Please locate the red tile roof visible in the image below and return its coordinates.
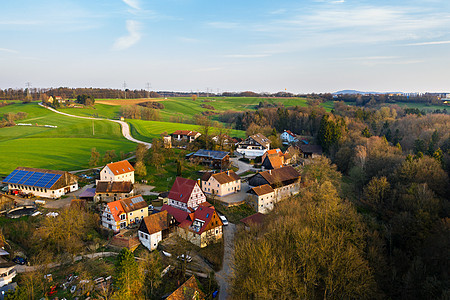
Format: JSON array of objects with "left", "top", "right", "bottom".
[
  {"left": 193, "top": 205, "right": 220, "bottom": 234},
  {"left": 240, "top": 213, "right": 266, "bottom": 227},
  {"left": 166, "top": 275, "right": 205, "bottom": 300},
  {"left": 171, "top": 130, "right": 200, "bottom": 137},
  {"left": 106, "top": 160, "right": 134, "bottom": 175},
  {"left": 201, "top": 170, "right": 240, "bottom": 184},
  {"left": 161, "top": 204, "right": 190, "bottom": 223},
  {"left": 168, "top": 177, "right": 198, "bottom": 204},
  {"left": 107, "top": 200, "right": 125, "bottom": 222}
]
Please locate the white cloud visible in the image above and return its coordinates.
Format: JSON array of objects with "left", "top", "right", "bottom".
[
  {"left": 122, "top": 0, "right": 140, "bottom": 10},
  {"left": 406, "top": 40, "right": 450, "bottom": 46},
  {"left": 0, "top": 48, "right": 18, "bottom": 53},
  {"left": 112, "top": 20, "right": 142, "bottom": 51}
]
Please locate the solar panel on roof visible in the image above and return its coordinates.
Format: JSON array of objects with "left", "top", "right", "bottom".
[
  {"left": 24, "top": 173, "right": 45, "bottom": 186},
  {"left": 3, "top": 169, "right": 19, "bottom": 183},
  {"left": 17, "top": 172, "right": 35, "bottom": 184},
  {"left": 8, "top": 170, "right": 29, "bottom": 184},
  {"left": 44, "top": 175, "right": 61, "bottom": 188}
]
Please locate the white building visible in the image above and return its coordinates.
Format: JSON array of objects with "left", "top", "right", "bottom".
[
  {"left": 0, "top": 263, "right": 16, "bottom": 288},
  {"left": 236, "top": 133, "right": 271, "bottom": 158},
  {"left": 100, "top": 160, "right": 135, "bottom": 184},
  {"left": 247, "top": 184, "right": 276, "bottom": 214},
  {"left": 138, "top": 210, "right": 172, "bottom": 251},
  {"left": 280, "top": 130, "right": 298, "bottom": 144},
  {"left": 2, "top": 167, "right": 78, "bottom": 199},
  {"left": 168, "top": 177, "right": 206, "bottom": 212}
]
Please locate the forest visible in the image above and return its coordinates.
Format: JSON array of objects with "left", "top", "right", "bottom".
[{"left": 229, "top": 101, "right": 449, "bottom": 299}]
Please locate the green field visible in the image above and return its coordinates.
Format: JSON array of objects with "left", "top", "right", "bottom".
[
  {"left": 0, "top": 103, "right": 135, "bottom": 177},
  {"left": 128, "top": 119, "right": 246, "bottom": 143},
  {"left": 58, "top": 103, "right": 121, "bottom": 119}
]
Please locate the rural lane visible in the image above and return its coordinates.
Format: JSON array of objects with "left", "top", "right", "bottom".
[
  {"left": 215, "top": 223, "right": 236, "bottom": 300},
  {"left": 38, "top": 103, "right": 152, "bottom": 148}
]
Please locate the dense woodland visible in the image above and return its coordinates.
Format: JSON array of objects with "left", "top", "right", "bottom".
[{"left": 229, "top": 102, "right": 450, "bottom": 299}]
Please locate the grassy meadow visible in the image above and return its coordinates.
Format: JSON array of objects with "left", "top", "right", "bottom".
[{"left": 0, "top": 103, "right": 136, "bottom": 177}]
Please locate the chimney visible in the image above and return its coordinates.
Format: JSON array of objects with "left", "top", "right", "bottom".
[
  {"left": 227, "top": 170, "right": 230, "bottom": 176},
  {"left": 269, "top": 169, "right": 272, "bottom": 175}
]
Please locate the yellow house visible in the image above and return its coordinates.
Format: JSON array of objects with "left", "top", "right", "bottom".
[{"left": 101, "top": 195, "right": 148, "bottom": 232}]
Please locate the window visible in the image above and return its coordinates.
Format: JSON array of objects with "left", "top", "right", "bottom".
[
  {"left": 130, "top": 212, "right": 133, "bottom": 216},
  {"left": 141, "top": 209, "right": 143, "bottom": 213}
]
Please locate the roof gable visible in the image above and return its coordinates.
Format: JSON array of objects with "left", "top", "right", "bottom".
[
  {"left": 139, "top": 211, "right": 169, "bottom": 235},
  {"left": 106, "top": 160, "right": 135, "bottom": 175},
  {"left": 168, "top": 177, "right": 198, "bottom": 204},
  {"left": 161, "top": 204, "right": 191, "bottom": 223},
  {"left": 202, "top": 170, "right": 240, "bottom": 184}
]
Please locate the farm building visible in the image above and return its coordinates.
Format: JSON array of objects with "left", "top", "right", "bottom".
[
  {"left": 187, "top": 149, "right": 230, "bottom": 169},
  {"left": 201, "top": 170, "right": 241, "bottom": 197},
  {"left": 99, "top": 160, "right": 135, "bottom": 184},
  {"left": 2, "top": 167, "right": 78, "bottom": 199},
  {"left": 168, "top": 177, "right": 206, "bottom": 212},
  {"left": 170, "top": 130, "right": 201, "bottom": 143},
  {"left": 297, "top": 144, "right": 323, "bottom": 158},
  {"left": 236, "top": 133, "right": 271, "bottom": 157},
  {"left": 248, "top": 166, "right": 301, "bottom": 204},
  {"left": 101, "top": 195, "right": 148, "bottom": 232},
  {"left": 94, "top": 181, "right": 134, "bottom": 202},
  {"left": 261, "top": 148, "right": 292, "bottom": 170}
]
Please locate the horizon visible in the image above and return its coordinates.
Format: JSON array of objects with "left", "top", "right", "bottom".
[{"left": 2, "top": 0, "right": 450, "bottom": 93}]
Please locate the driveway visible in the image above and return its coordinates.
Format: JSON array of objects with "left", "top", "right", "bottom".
[
  {"left": 44, "top": 184, "right": 94, "bottom": 209},
  {"left": 230, "top": 157, "right": 253, "bottom": 175},
  {"left": 215, "top": 182, "right": 250, "bottom": 205},
  {"left": 215, "top": 223, "right": 236, "bottom": 300}
]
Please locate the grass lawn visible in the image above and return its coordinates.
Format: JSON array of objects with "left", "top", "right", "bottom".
[
  {"left": 138, "top": 149, "right": 206, "bottom": 192},
  {"left": 208, "top": 199, "right": 255, "bottom": 224},
  {"left": 128, "top": 119, "right": 246, "bottom": 143},
  {"left": 0, "top": 103, "right": 136, "bottom": 177},
  {"left": 58, "top": 103, "right": 121, "bottom": 119}
]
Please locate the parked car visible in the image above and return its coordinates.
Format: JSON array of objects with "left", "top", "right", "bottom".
[
  {"left": 220, "top": 215, "right": 229, "bottom": 226},
  {"left": 177, "top": 254, "right": 192, "bottom": 263},
  {"left": 12, "top": 256, "right": 27, "bottom": 265}
]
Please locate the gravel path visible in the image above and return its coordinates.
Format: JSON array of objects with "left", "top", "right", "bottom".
[{"left": 38, "top": 103, "right": 152, "bottom": 148}]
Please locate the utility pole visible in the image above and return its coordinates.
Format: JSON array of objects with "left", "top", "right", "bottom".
[
  {"left": 146, "top": 82, "right": 151, "bottom": 98},
  {"left": 123, "top": 81, "right": 127, "bottom": 99}
]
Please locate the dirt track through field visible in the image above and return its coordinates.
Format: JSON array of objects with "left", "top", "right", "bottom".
[{"left": 96, "top": 98, "right": 169, "bottom": 106}]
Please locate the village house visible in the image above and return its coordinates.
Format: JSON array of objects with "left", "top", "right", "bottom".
[
  {"left": 240, "top": 212, "right": 267, "bottom": 229},
  {"left": 170, "top": 130, "right": 201, "bottom": 143},
  {"left": 247, "top": 184, "right": 276, "bottom": 213},
  {"left": 248, "top": 166, "right": 301, "bottom": 204},
  {"left": 168, "top": 177, "right": 206, "bottom": 212},
  {"left": 99, "top": 160, "right": 135, "bottom": 184},
  {"left": 0, "top": 263, "right": 16, "bottom": 288},
  {"left": 2, "top": 167, "right": 78, "bottom": 199},
  {"left": 166, "top": 275, "right": 206, "bottom": 300},
  {"left": 188, "top": 149, "right": 230, "bottom": 169},
  {"left": 280, "top": 130, "right": 298, "bottom": 144},
  {"left": 161, "top": 202, "right": 223, "bottom": 248},
  {"left": 261, "top": 149, "right": 291, "bottom": 170},
  {"left": 138, "top": 210, "right": 174, "bottom": 251},
  {"left": 201, "top": 170, "right": 241, "bottom": 197},
  {"left": 235, "top": 133, "right": 271, "bottom": 157},
  {"left": 212, "top": 134, "right": 235, "bottom": 147},
  {"left": 101, "top": 195, "right": 148, "bottom": 232},
  {"left": 94, "top": 181, "right": 134, "bottom": 202}
]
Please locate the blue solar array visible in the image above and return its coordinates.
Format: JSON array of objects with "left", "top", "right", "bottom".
[{"left": 3, "top": 169, "right": 62, "bottom": 189}]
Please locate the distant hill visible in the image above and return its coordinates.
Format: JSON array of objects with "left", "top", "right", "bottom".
[
  {"left": 334, "top": 90, "right": 405, "bottom": 95},
  {"left": 333, "top": 90, "right": 380, "bottom": 95}
]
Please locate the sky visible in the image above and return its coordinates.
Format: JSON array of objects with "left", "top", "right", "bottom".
[{"left": 1, "top": 0, "right": 450, "bottom": 93}]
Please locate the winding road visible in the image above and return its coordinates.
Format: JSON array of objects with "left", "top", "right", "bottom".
[{"left": 38, "top": 103, "right": 152, "bottom": 148}]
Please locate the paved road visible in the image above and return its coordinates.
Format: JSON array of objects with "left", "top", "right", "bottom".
[
  {"left": 230, "top": 157, "right": 253, "bottom": 175},
  {"left": 215, "top": 223, "right": 236, "bottom": 300},
  {"left": 39, "top": 103, "right": 152, "bottom": 148}
]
